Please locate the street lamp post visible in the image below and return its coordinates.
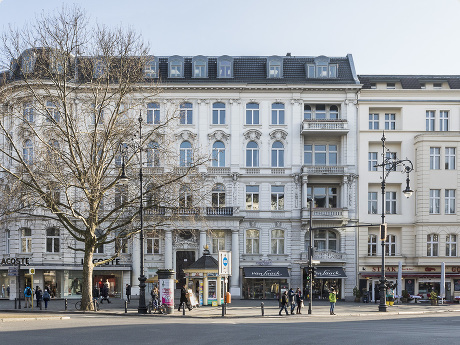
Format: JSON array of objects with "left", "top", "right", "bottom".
[
  {"left": 118, "top": 112, "right": 147, "bottom": 314},
  {"left": 376, "top": 131, "right": 413, "bottom": 312},
  {"left": 308, "top": 197, "right": 313, "bottom": 315}
]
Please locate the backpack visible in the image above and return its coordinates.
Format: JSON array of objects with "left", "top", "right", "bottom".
[
  {"left": 43, "top": 291, "right": 50, "bottom": 301},
  {"left": 25, "top": 287, "right": 31, "bottom": 297}
]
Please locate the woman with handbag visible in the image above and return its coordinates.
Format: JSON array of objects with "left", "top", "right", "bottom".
[{"left": 295, "top": 287, "right": 303, "bottom": 314}]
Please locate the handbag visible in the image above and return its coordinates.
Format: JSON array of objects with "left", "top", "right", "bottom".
[{"left": 301, "top": 300, "right": 304, "bottom": 307}]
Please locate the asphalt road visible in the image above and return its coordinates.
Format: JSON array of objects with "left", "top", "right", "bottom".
[{"left": 2, "top": 313, "right": 460, "bottom": 345}]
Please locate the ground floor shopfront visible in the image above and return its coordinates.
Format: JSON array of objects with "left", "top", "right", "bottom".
[
  {"left": 301, "top": 266, "right": 347, "bottom": 300},
  {"left": 360, "top": 265, "right": 460, "bottom": 301},
  {"left": 242, "top": 267, "right": 290, "bottom": 300}
]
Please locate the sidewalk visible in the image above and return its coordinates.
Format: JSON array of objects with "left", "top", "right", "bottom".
[{"left": 2, "top": 298, "right": 460, "bottom": 319}]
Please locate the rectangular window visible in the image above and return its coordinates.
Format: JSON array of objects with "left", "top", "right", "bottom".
[
  {"left": 21, "top": 228, "right": 32, "bottom": 253},
  {"left": 304, "top": 145, "right": 312, "bottom": 165},
  {"left": 315, "top": 105, "right": 326, "bottom": 119},
  {"left": 426, "top": 111, "right": 435, "bottom": 131},
  {"left": 368, "top": 235, "right": 377, "bottom": 256},
  {"left": 308, "top": 186, "right": 338, "bottom": 208},
  {"left": 430, "top": 147, "right": 441, "bottom": 169},
  {"left": 429, "top": 189, "right": 441, "bottom": 214},
  {"left": 246, "top": 104, "right": 259, "bottom": 125},
  {"left": 369, "top": 113, "right": 379, "bottom": 130},
  {"left": 385, "top": 234, "right": 396, "bottom": 256},
  {"left": 446, "top": 234, "right": 457, "bottom": 257},
  {"left": 170, "top": 64, "right": 182, "bottom": 78},
  {"left": 329, "top": 64, "right": 337, "bottom": 78},
  {"left": 385, "top": 152, "right": 397, "bottom": 171},
  {"left": 385, "top": 191, "right": 396, "bottom": 214},
  {"left": 146, "top": 232, "right": 160, "bottom": 254},
  {"left": 386, "top": 83, "right": 395, "bottom": 89},
  {"left": 6, "top": 230, "right": 10, "bottom": 254},
  {"left": 304, "top": 144, "right": 337, "bottom": 165},
  {"left": 46, "top": 228, "right": 60, "bottom": 253},
  {"left": 317, "top": 66, "right": 328, "bottom": 77},
  {"left": 271, "top": 185, "right": 284, "bottom": 210},
  {"left": 368, "top": 152, "right": 378, "bottom": 171},
  {"left": 368, "top": 192, "right": 378, "bottom": 214},
  {"left": 307, "top": 65, "right": 315, "bottom": 78},
  {"left": 384, "top": 113, "right": 396, "bottom": 130},
  {"left": 194, "top": 63, "right": 206, "bottom": 78},
  {"left": 427, "top": 234, "right": 438, "bottom": 257},
  {"left": 445, "top": 189, "right": 456, "bottom": 214},
  {"left": 433, "top": 83, "right": 442, "bottom": 89},
  {"left": 245, "top": 229, "right": 259, "bottom": 254},
  {"left": 246, "top": 185, "right": 259, "bottom": 210},
  {"left": 212, "top": 230, "right": 226, "bottom": 253},
  {"left": 95, "top": 244, "right": 104, "bottom": 254},
  {"left": 440, "top": 111, "right": 449, "bottom": 131},
  {"left": 445, "top": 148, "right": 456, "bottom": 170}
]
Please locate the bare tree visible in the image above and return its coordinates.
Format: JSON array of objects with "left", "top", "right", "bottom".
[{"left": 0, "top": 6, "right": 207, "bottom": 310}]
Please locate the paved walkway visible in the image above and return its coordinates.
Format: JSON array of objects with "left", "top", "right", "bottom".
[{"left": 1, "top": 298, "right": 460, "bottom": 319}]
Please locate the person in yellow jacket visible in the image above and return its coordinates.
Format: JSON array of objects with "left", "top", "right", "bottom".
[{"left": 329, "top": 288, "right": 337, "bottom": 315}]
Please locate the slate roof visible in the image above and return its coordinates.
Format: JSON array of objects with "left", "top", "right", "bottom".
[
  {"left": 359, "top": 75, "right": 460, "bottom": 89},
  {"left": 186, "top": 250, "right": 218, "bottom": 271}
]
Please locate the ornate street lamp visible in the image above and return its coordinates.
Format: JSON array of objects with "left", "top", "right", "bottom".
[{"left": 376, "top": 131, "right": 413, "bottom": 312}]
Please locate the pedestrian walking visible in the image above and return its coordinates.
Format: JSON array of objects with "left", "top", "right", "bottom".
[
  {"left": 43, "top": 288, "right": 51, "bottom": 309},
  {"left": 329, "top": 288, "right": 337, "bottom": 315},
  {"left": 35, "top": 286, "right": 42, "bottom": 307},
  {"left": 288, "top": 287, "right": 295, "bottom": 314},
  {"left": 178, "top": 284, "right": 191, "bottom": 311},
  {"left": 279, "top": 290, "right": 289, "bottom": 316},
  {"left": 126, "top": 284, "right": 131, "bottom": 303},
  {"left": 100, "top": 284, "right": 111, "bottom": 304},
  {"left": 24, "top": 286, "right": 32, "bottom": 308},
  {"left": 295, "top": 287, "right": 303, "bottom": 314},
  {"left": 93, "top": 284, "right": 100, "bottom": 302}
]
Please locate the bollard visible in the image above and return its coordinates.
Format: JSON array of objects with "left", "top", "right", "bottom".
[
  {"left": 65, "top": 298, "right": 68, "bottom": 311},
  {"left": 182, "top": 305, "right": 185, "bottom": 316},
  {"left": 14, "top": 298, "right": 17, "bottom": 309},
  {"left": 39, "top": 299, "right": 42, "bottom": 310},
  {"left": 93, "top": 299, "right": 97, "bottom": 312},
  {"left": 125, "top": 300, "right": 128, "bottom": 314},
  {"left": 261, "top": 302, "right": 264, "bottom": 316}
]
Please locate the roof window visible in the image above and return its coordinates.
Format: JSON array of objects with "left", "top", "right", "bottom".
[
  {"left": 306, "top": 56, "right": 338, "bottom": 79},
  {"left": 168, "top": 56, "right": 184, "bottom": 78},
  {"left": 217, "top": 56, "right": 233, "bottom": 78},
  {"left": 267, "top": 56, "right": 283, "bottom": 78},
  {"left": 192, "top": 56, "right": 208, "bottom": 78}
]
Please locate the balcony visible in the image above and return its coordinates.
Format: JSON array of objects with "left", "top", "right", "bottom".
[
  {"left": 172, "top": 207, "right": 200, "bottom": 216},
  {"left": 302, "top": 165, "right": 346, "bottom": 175},
  {"left": 302, "top": 208, "right": 348, "bottom": 221},
  {"left": 144, "top": 206, "right": 166, "bottom": 215},
  {"left": 301, "top": 250, "right": 346, "bottom": 263},
  {"left": 301, "top": 119, "right": 348, "bottom": 136},
  {"left": 207, "top": 167, "right": 231, "bottom": 175},
  {"left": 143, "top": 167, "right": 164, "bottom": 174},
  {"left": 206, "top": 207, "right": 234, "bottom": 216}
]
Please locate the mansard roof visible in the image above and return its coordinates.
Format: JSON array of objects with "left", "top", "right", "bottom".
[{"left": 359, "top": 75, "right": 460, "bottom": 89}]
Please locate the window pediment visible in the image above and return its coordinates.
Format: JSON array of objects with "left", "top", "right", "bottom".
[
  {"left": 175, "top": 130, "right": 196, "bottom": 141},
  {"left": 208, "top": 130, "right": 230, "bottom": 144},
  {"left": 243, "top": 129, "right": 262, "bottom": 141},
  {"left": 269, "top": 129, "right": 287, "bottom": 141}
]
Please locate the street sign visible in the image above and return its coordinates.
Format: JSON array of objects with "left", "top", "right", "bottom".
[
  {"left": 218, "top": 251, "right": 231, "bottom": 276},
  {"left": 29, "top": 267, "right": 35, "bottom": 275},
  {"left": 8, "top": 266, "right": 18, "bottom": 276}
]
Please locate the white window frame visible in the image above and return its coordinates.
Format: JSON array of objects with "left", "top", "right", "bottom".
[
  {"left": 23, "top": 139, "right": 34, "bottom": 165},
  {"left": 245, "top": 229, "right": 260, "bottom": 254},
  {"left": 46, "top": 101, "right": 60, "bottom": 122},
  {"left": 445, "top": 189, "right": 456, "bottom": 214},
  {"left": 212, "top": 102, "right": 226, "bottom": 125},
  {"left": 385, "top": 234, "right": 396, "bottom": 256},
  {"left": 369, "top": 113, "right": 379, "bottom": 130},
  {"left": 384, "top": 113, "right": 396, "bottom": 130},
  {"left": 144, "top": 59, "right": 158, "bottom": 78},
  {"left": 385, "top": 191, "right": 397, "bottom": 214},
  {"left": 46, "top": 227, "right": 60, "bottom": 253},
  {"left": 307, "top": 186, "right": 338, "bottom": 209},
  {"left": 246, "top": 141, "right": 259, "bottom": 167},
  {"left": 271, "top": 142, "right": 284, "bottom": 168},
  {"left": 218, "top": 57, "right": 233, "bottom": 78},
  {"left": 6, "top": 230, "right": 10, "bottom": 254},
  {"left": 368, "top": 152, "right": 378, "bottom": 171},
  {"left": 271, "top": 185, "right": 284, "bottom": 210},
  {"left": 426, "top": 111, "right": 435, "bottom": 131},
  {"left": 180, "top": 103, "right": 193, "bottom": 125},
  {"left": 445, "top": 147, "right": 456, "bottom": 170},
  {"left": 245, "top": 103, "right": 259, "bottom": 125},
  {"left": 24, "top": 102, "right": 34, "bottom": 123},
  {"left": 427, "top": 234, "right": 439, "bottom": 257},
  {"left": 146, "top": 231, "right": 160, "bottom": 254},
  {"left": 246, "top": 185, "right": 259, "bottom": 210},
  {"left": 147, "top": 103, "right": 160, "bottom": 124},
  {"left": 212, "top": 230, "right": 226, "bottom": 254},
  {"left": 446, "top": 234, "right": 457, "bottom": 257},
  {"left": 271, "top": 103, "right": 285, "bottom": 125},
  {"left": 440, "top": 110, "right": 449, "bottom": 131},
  {"left": 430, "top": 147, "right": 441, "bottom": 170},
  {"left": 368, "top": 234, "right": 377, "bottom": 256},
  {"left": 271, "top": 229, "right": 285, "bottom": 254},
  {"left": 304, "top": 144, "right": 338, "bottom": 166},
  {"left": 368, "top": 192, "right": 378, "bottom": 214},
  {"left": 211, "top": 184, "right": 226, "bottom": 208},
  {"left": 180, "top": 141, "right": 193, "bottom": 167},
  {"left": 21, "top": 228, "right": 32, "bottom": 253},
  {"left": 212, "top": 141, "right": 226, "bottom": 167}
]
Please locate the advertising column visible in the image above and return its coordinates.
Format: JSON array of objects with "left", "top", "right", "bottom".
[{"left": 157, "top": 269, "right": 175, "bottom": 314}]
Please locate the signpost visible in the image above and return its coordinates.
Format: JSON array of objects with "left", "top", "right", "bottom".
[{"left": 218, "top": 251, "right": 232, "bottom": 316}]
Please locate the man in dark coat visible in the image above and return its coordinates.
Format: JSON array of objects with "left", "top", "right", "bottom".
[
  {"left": 178, "top": 284, "right": 191, "bottom": 311},
  {"left": 126, "top": 284, "right": 131, "bottom": 303},
  {"left": 100, "top": 284, "right": 111, "bottom": 304},
  {"left": 279, "top": 290, "right": 289, "bottom": 316}
]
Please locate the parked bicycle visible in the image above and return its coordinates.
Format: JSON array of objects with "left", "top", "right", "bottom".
[{"left": 75, "top": 299, "right": 100, "bottom": 311}]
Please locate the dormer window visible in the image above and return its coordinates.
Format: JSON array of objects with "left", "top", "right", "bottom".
[
  {"left": 217, "top": 56, "right": 233, "bottom": 78},
  {"left": 168, "top": 56, "right": 184, "bottom": 78},
  {"left": 306, "top": 56, "right": 338, "bottom": 78},
  {"left": 370, "top": 83, "right": 377, "bottom": 89},
  {"left": 386, "top": 83, "right": 395, "bottom": 89},
  {"left": 433, "top": 83, "right": 442, "bottom": 89},
  {"left": 144, "top": 58, "right": 158, "bottom": 78},
  {"left": 49, "top": 51, "right": 64, "bottom": 74},
  {"left": 192, "top": 56, "right": 208, "bottom": 78},
  {"left": 21, "top": 50, "right": 36, "bottom": 74},
  {"left": 267, "top": 56, "right": 283, "bottom": 78}
]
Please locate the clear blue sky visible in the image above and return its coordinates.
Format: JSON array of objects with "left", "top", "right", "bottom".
[{"left": 1, "top": 0, "right": 460, "bottom": 75}]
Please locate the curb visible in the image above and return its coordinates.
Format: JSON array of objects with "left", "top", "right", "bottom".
[{"left": 1, "top": 316, "right": 70, "bottom": 322}]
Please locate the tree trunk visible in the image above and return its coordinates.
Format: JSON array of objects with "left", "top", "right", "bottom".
[{"left": 80, "top": 246, "right": 95, "bottom": 311}]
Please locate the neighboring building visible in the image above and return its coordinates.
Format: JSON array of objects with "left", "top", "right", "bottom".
[
  {"left": 0, "top": 51, "right": 361, "bottom": 301},
  {"left": 358, "top": 75, "right": 460, "bottom": 301}
]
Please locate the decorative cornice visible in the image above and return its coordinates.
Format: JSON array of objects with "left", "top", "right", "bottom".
[
  {"left": 269, "top": 129, "right": 288, "bottom": 141},
  {"left": 208, "top": 130, "right": 230, "bottom": 143},
  {"left": 243, "top": 129, "right": 262, "bottom": 141},
  {"left": 175, "top": 130, "right": 196, "bottom": 141}
]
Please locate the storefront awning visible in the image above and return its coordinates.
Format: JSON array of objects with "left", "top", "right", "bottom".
[
  {"left": 243, "top": 267, "right": 289, "bottom": 279},
  {"left": 314, "top": 267, "right": 347, "bottom": 279}
]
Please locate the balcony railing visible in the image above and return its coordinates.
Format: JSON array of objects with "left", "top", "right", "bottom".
[
  {"left": 144, "top": 206, "right": 166, "bottom": 215},
  {"left": 302, "top": 208, "right": 348, "bottom": 220},
  {"left": 302, "top": 165, "right": 345, "bottom": 175},
  {"left": 172, "top": 207, "right": 201, "bottom": 215},
  {"left": 302, "top": 119, "right": 348, "bottom": 135},
  {"left": 206, "top": 206, "right": 234, "bottom": 216},
  {"left": 207, "top": 167, "right": 231, "bottom": 175}
]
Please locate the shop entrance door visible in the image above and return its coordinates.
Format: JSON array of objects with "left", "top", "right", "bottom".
[{"left": 176, "top": 251, "right": 195, "bottom": 289}]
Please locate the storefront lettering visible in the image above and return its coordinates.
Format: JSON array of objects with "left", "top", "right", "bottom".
[
  {"left": 255, "top": 260, "right": 273, "bottom": 266},
  {"left": 0, "top": 257, "right": 30, "bottom": 266},
  {"left": 452, "top": 267, "right": 460, "bottom": 273},
  {"left": 371, "top": 267, "right": 397, "bottom": 272},
  {"left": 80, "top": 258, "right": 121, "bottom": 266},
  {"left": 250, "top": 269, "right": 282, "bottom": 277},
  {"left": 319, "top": 269, "right": 340, "bottom": 276}
]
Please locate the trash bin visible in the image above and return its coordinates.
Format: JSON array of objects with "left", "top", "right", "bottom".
[{"left": 225, "top": 292, "right": 231, "bottom": 304}]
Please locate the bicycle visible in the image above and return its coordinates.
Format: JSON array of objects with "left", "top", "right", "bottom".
[
  {"left": 149, "top": 299, "right": 166, "bottom": 314},
  {"left": 75, "top": 299, "right": 100, "bottom": 311}
]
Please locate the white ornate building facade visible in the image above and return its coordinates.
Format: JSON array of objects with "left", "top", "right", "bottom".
[{"left": 0, "top": 52, "right": 360, "bottom": 301}]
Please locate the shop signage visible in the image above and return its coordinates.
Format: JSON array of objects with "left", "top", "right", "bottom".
[
  {"left": 1, "top": 257, "right": 30, "bottom": 266},
  {"left": 314, "top": 267, "right": 347, "bottom": 279},
  {"left": 80, "top": 258, "right": 122, "bottom": 265},
  {"left": 243, "top": 267, "right": 290, "bottom": 279},
  {"left": 218, "top": 250, "right": 231, "bottom": 276},
  {"left": 8, "top": 267, "right": 18, "bottom": 276}
]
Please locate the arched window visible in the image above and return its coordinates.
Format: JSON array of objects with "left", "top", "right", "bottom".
[
  {"left": 46, "top": 101, "right": 60, "bottom": 122},
  {"left": 271, "top": 103, "right": 285, "bottom": 125},
  {"left": 330, "top": 105, "right": 339, "bottom": 119},
  {"left": 46, "top": 227, "right": 60, "bottom": 253},
  {"left": 212, "top": 141, "right": 225, "bottom": 167},
  {"left": 271, "top": 229, "right": 285, "bottom": 254},
  {"left": 246, "top": 141, "right": 259, "bottom": 167},
  {"left": 217, "top": 56, "right": 233, "bottom": 78},
  {"left": 180, "top": 103, "right": 193, "bottom": 124},
  {"left": 179, "top": 186, "right": 192, "bottom": 208},
  {"left": 427, "top": 234, "right": 439, "bottom": 257},
  {"left": 21, "top": 50, "right": 36, "bottom": 73},
  {"left": 23, "top": 139, "right": 34, "bottom": 165},
  {"left": 147, "top": 103, "right": 160, "bottom": 124},
  {"left": 192, "top": 56, "right": 208, "bottom": 78},
  {"left": 146, "top": 141, "right": 160, "bottom": 167},
  {"left": 180, "top": 141, "right": 192, "bottom": 167},
  {"left": 212, "top": 184, "right": 226, "bottom": 207},
  {"left": 246, "top": 103, "right": 259, "bottom": 125},
  {"left": 271, "top": 141, "right": 284, "bottom": 167},
  {"left": 144, "top": 58, "right": 158, "bottom": 78},
  {"left": 306, "top": 230, "right": 338, "bottom": 252},
  {"left": 246, "top": 229, "right": 259, "bottom": 254},
  {"left": 267, "top": 56, "right": 283, "bottom": 78},
  {"left": 168, "top": 56, "right": 184, "bottom": 78},
  {"left": 212, "top": 102, "right": 226, "bottom": 124}
]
